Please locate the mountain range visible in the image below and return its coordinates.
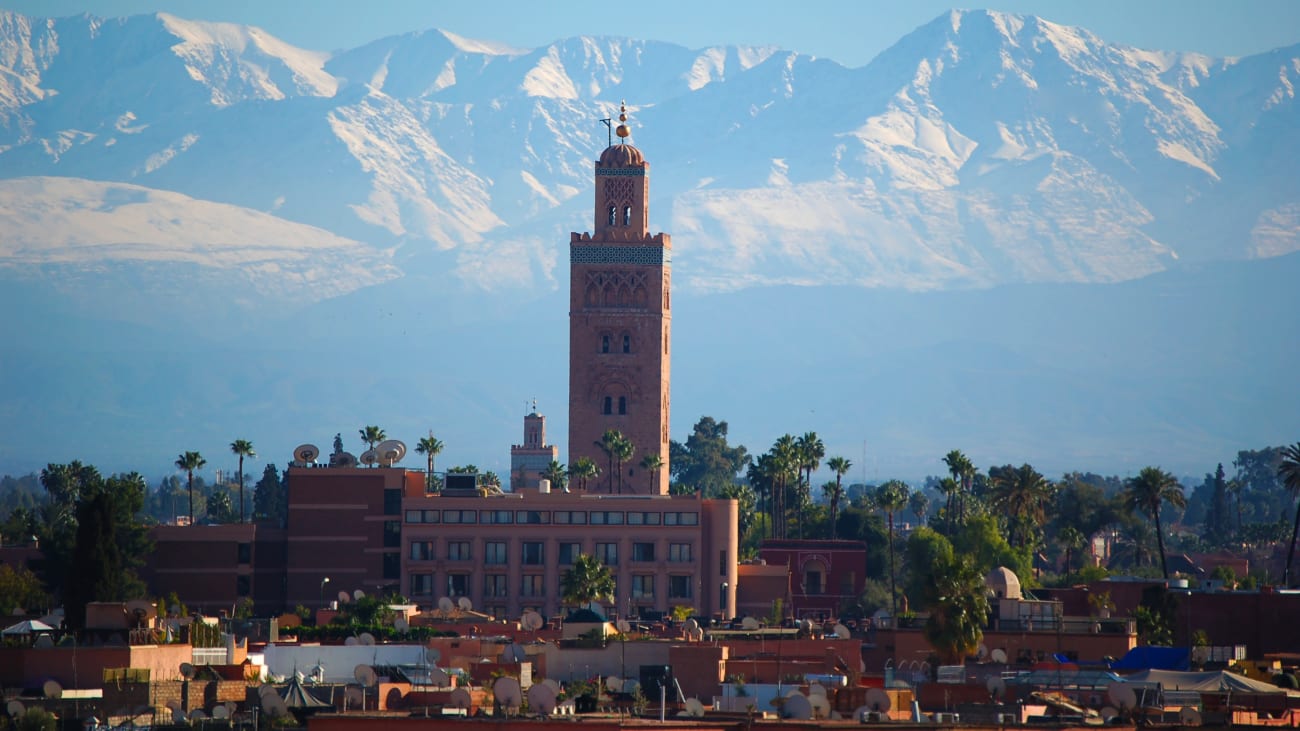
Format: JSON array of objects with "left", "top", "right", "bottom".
[{"left": 0, "top": 8, "right": 1296, "bottom": 481}]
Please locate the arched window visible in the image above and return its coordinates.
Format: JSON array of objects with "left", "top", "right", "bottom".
[
  {"left": 603, "top": 396, "right": 612, "bottom": 415},
  {"left": 622, "top": 334, "right": 631, "bottom": 353},
  {"left": 618, "top": 396, "right": 627, "bottom": 415},
  {"left": 623, "top": 206, "right": 632, "bottom": 226},
  {"left": 608, "top": 206, "right": 616, "bottom": 226},
  {"left": 601, "top": 335, "right": 610, "bottom": 353}
]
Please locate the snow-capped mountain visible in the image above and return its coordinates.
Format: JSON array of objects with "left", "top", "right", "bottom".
[{"left": 2, "top": 8, "right": 1296, "bottom": 302}]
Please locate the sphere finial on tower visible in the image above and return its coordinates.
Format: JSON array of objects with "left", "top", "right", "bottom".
[{"left": 615, "top": 100, "right": 630, "bottom": 139}]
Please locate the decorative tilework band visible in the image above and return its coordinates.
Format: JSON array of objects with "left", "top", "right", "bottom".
[{"left": 571, "top": 245, "right": 670, "bottom": 266}]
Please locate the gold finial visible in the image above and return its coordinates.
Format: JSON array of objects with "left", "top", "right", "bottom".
[{"left": 616, "top": 100, "right": 630, "bottom": 139}]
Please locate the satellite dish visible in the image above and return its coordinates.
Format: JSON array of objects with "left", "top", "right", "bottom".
[
  {"left": 528, "top": 684, "right": 558, "bottom": 716},
  {"left": 1179, "top": 707, "right": 1202, "bottom": 726},
  {"left": 43, "top": 679, "right": 63, "bottom": 699},
  {"left": 784, "top": 693, "right": 813, "bottom": 720},
  {"left": 685, "top": 698, "right": 706, "bottom": 718},
  {"left": 354, "top": 664, "right": 377, "bottom": 687},
  {"left": 7, "top": 701, "right": 25, "bottom": 716},
  {"left": 378, "top": 440, "right": 406, "bottom": 466},
  {"left": 493, "top": 677, "right": 522, "bottom": 713},
  {"left": 360, "top": 450, "right": 379, "bottom": 467},
  {"left": 866, "top": 688, "right": 892, "bottom": 713},
  {"left": 448, "top": 688, "right": 472, "bottom": 710},
  {"left": 359, "top": 632, "right": 376, "bottom": 646},
  {"left": 438, "top": 597, "right": 454, "bottom": 613},
  {"left": 615, "top": 618, "right": 631, "bottom": 633},
  {"left": 294, "top": 444, "right": 320, "bottom": 465},
  {"left": 990, "top": 648, "right": 1008, "bottom": 664},
  {"left": 504, "top": 643, "right": 527, "bottom": 663},
  {"left": 344, "top": 636, "right": 359, "bottom": 646},
  {"left": 523, "top": 611, "right": 545, "bottom": 631},
  {"left": 987, "top": 676, "right": 1007, "bottom": 700},
  {"left": 810, "top": 694, "right": 831, "bottom": 719},
  {"left": 189, "top": 709, "right": 207, "bottom": 721},
  {"left": 605, "top": 676, "right": 624, "bottom": 692},
  {"left": 395, "top": 617, "right": 409, "bottom": 632},
  {"left": 211, "top": 705, "right": 230, "bottom": 720},
  {"left": 338, "top": 590, "right": 351, "bottom": 604},
  {"left": 1107, "top": 683, "right": 1137, "bottom": 710},
  {"left": 834, "top": 622, "right": 850, "bottom": 638},
  {"left": 741, "top": 616, "right": 760, "bottom": 630},
  {"left": 458, "top": 597, "right": 473, "bottom": 611}
]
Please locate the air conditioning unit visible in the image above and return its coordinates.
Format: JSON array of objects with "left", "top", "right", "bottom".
[
  {"left": 934, "top": 712, "right": 960, "bottom": 723},
  {"left": 996, "top": 713, "right": 1019, "bottom": 725},
  {"left": 860, "top": 711, "right": 886, "bottom": 723}
]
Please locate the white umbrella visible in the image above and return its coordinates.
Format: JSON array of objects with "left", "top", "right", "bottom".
[{"left": 2, "top": 619, "right": 55, "bottom": 635}]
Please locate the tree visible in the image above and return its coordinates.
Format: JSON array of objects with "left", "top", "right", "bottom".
[
  {"left": 640, "top": 453, "right": 664, "bottom": 494},
  {"left": 875, "top": 480, "right": 910, "bottom": 619},
  {"left": 568, "top": 457, "right": 599, "bottom": 492},
  {"left": 252, "top": 464, "right": 287, "bottom": 526},
  {"left": 560, "top": 554, "right": 615, "bottom": 609},
  {"left": 542, "top": 460, "right": 568, "bottom": 492},
  {"left": 416, "top": 433, "right": 444, "bottom": 492},
  {"left": 1122, "top": 466, "right": 1187, "bottom": 579},
  {"left": 988, "top": 463, "right": 1053, "bottom": 550},
  {"left": 359, "top": 426, "right": 387, "bottom": 462},
  {"left": 669, "top": 416, "right": 751, "bottom": 495},
  {"left": 922, "top": 553, "right": 989, "bottom": 665},
  {"left": 175, "top": 451, "right": 206, "bottom": 525},
  {"left": 826, "top": 456, "right": 852, "bottom": 539},
  {"left": 229, "top": 439, "right": 255, "bottom": 523},
  {"left": 1279, "top": 443, "right": 1300, "bottom": 587}
]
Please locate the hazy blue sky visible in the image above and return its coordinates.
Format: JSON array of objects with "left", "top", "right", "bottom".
[{"left": 2, "top": 0, "right": 1297, "bottom": 66}]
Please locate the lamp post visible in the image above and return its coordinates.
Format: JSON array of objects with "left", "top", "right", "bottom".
[{"left": 320, "top": 576, "right": 331, "bottom": 608}]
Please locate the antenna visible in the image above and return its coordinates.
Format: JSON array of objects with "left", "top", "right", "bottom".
[{"left": 294, "top": 444, "right": 320, "bottom": 466}]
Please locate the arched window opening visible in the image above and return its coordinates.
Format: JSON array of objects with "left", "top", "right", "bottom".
[
  {"left": 608, "top": 206, "right": 616, "bottom": 226},
  {"left": 603, "top": 396, "right": 613, "bottom": 415},
  {"left": 618, "top": 396, "right": 627, "bottom": 415},
  {"left": 601, "top": 335, "right": 610, "bottom": 353},
  {"left": 623, "top": 206, "right": 632, "bottom": 226},
  {"left": 622, "top": 334, "right": 631, "bottom": 353}
]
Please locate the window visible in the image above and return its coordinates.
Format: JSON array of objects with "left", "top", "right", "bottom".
[
  {"left": 669, "top": 543, "right": 692, "bottom": 562},
  {"left": 601, "top": 335, "right": 610, "bottom": 353},
  {"left": 591, "top": 511, "right": 624, "bottom": 525},
  {"left": 608, "top": 205, "right": 616, "bottom": 226},
  {"left": 521, "top": 574, "right": 544, "bottom": 597},
  {"left": 603, "top": 396, "right": 612, "bottom": 415},
  {"left": 664, "top": 512, "right": 699, "bottom": 526},
  {"left": 632, "top": 575, "right": 654, "bottom": 600},
  {"left": 236, "top": 575, "right": 251, "bottom": 596},
  {"left": 383, "top": 520, "right": 401, "bottom": 547},
  {"left": 410, "top": 574, "right": 433, "bottom": 596},
  {"left": 447, "top": 542, "right": 471, "bottom": 561},
  {"left": 485, "top": 541, "right": 507, "bottom": 565},
  {"left": 521, "top": 542, "right": 545, "bottom": 565},
  {"left": 622, "top": 334, "right": 631, "bottom": 353},
  {"left": 558, "top": 543, "right": 582, "bottom": 564},
  {"left": 555, "top": 511, "right": 587, "bottom": 525},
  {"left": 516, "top": 510, "right": 550, "bottom": 524},
  {"left": 623, "top": 205, "right": 632, "bottom": 226},
  {"left": 485, "top": 574, "right": 507, "bottom": 598},
  {"left": 669, "top": 575, "right": 692, "bottom": 599},
  {"left": 618, "top": 396, "right": 626, "bottom": 415},
  {"left": 628, "top": 512, "right": 661, "bottom": 526},
  {"left": 383, "top": 488, "right": 402, "bottom": 515},
  {"left": 596, "top": 543, "right": 618, "bottom": 566},
  {"left": 482, "top": 510, "right": 514, "bottom": 524},
  {"left": 443, "top": 510, "right": 477, "bottom": 524},
  {"left": 632, "top": 542, "right": 656, "bottom": 562},
  {"left": 383, "top": 553, "right": 400, "bottom": 580},
  {"left": 237, "top": 543, "right": 251, "bottom": 564},
  {"left": 410, "top": 541, "right": 434, "bottom": 561},
  {"left": 447, "top": 573, "right": 470, "bottom": 597}
]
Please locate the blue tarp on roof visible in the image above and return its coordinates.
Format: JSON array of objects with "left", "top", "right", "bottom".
[{"left": 1109, "top": 646, "right": 1190, "bottom": 672}]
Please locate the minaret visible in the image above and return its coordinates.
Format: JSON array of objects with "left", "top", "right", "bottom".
[{"left": 568, "top": 103, "right": 671, "bottom": 495}]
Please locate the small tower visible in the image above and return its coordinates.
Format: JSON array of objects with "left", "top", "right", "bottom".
[
  {"left": 568, "top": 103, "right": 671, "bottom": 495},
  {"left": 510, "top": 401, "right": 559, "bottom": 491}
]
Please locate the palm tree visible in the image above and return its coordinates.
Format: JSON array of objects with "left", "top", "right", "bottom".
[
  {"left": 175, "top": 451, "right": 206, "bottom": 525},
  {"left": 988, "top": 463, "right": 1054, "bottom": 550},
  {"left": 826, "top": 456, "right": 851, "bottom": 539},
  {"left": 595, "top": 430, "right": 622, "bottom": 493},
  {"left": 875, "top": 479, "right": 910, "bottom": 620},
  {"left": 415, "top": 433, "right": 444, "bottom": 492},
  {"left": 613, "top": 433, "right": 634, "bottom": 494},
  {"left": 1278, "top": 443, "right": 1300, "bottom": 587},
  {"left": 922, "top": 554, "right": 989, "bottom": 665},
  {"left": 359, "top": 426, "right": 386, "bottom": 465},
  {"left": 542, "top": 460, "right": 568, "bottom": 492},
  {"left": 640, "top": 453, "right": 664, "bottom": 494},
  {"left": 560, "top": 553, "right": 616, "bottom": 611},
  {"left": 229, "top": 439, "right": 255, "bottom": 524},
  {"left": 1121, "top": 466, "right": 1187, "bottom": 579},
  {"left": 568, "top": 457, "right": 599, "bottom": 492}
]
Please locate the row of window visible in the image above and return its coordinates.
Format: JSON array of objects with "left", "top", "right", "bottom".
[
  {"left": 411, "top": 572, "right": 694, "bottom": 600},
  {"left": 405, "top": 509, "right": 698, "bottom": 526},
  {"left": 409, "top": 541, "right": 694, "bottom": 565}
]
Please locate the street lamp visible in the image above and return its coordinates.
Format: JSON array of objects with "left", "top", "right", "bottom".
[{"left": 320, "top": 576, "right": 331, "bottom": 608}]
